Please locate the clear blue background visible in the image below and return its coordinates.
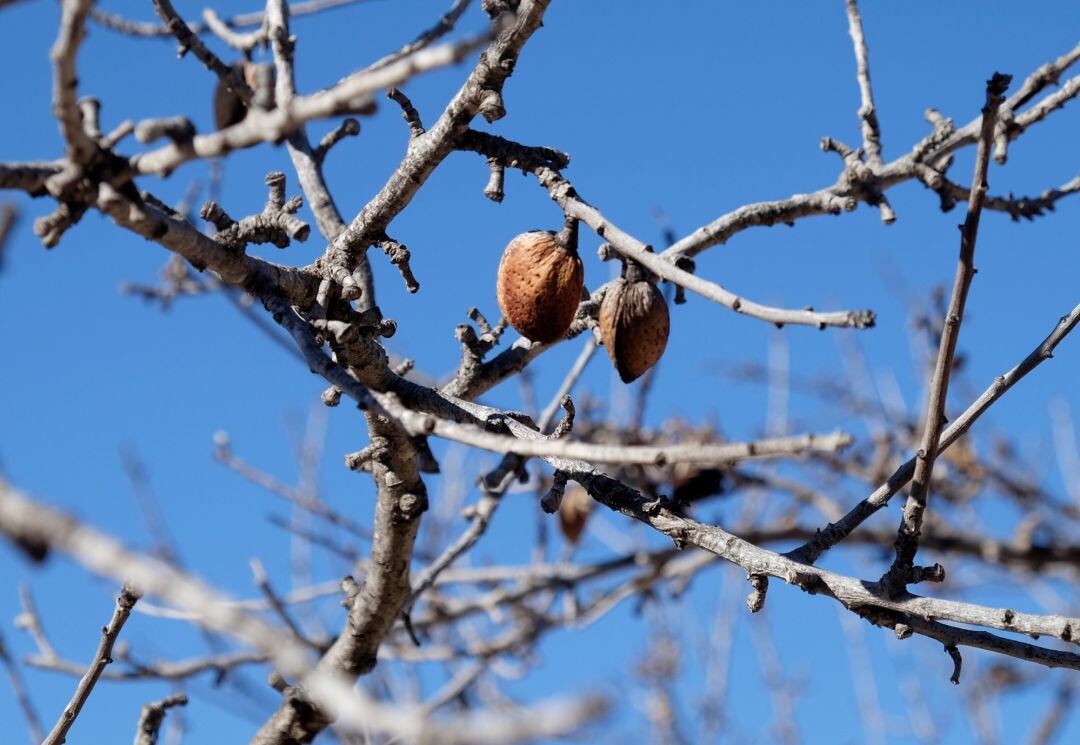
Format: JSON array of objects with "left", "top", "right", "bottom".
[{"left": 1, "top": 1, "right": 1078, "bottom": 743}]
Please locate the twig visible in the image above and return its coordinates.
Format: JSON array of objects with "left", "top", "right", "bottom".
[
  {"left": 883, "top": 73, "right": 1011, "bottom": 592},
  {"left": 250, "top": 558, "right": 315, "bottom": 648},
  {"left": 129, "top": 32, "right": 490, "bottom": 178},
  {"left": 836, "top": 607, "right": 887, "bottom": 745},
  {"left": 314, "top": 0, "right": 546, "bottom": 304},
  {"left": 51, "top": 0, "right": 97, "bottom": 165},
  {"left": 422, "top": 422, "right": 854, "bottom": 467},
  {"left": 845, "top": 0, "right": 884, "bottom": 166},
  {"left": 360, "top": 0, "right": 473, "bottom": 74},
  {"left": 314, "top": 118, "right": 361, "bottom": 162},
  {"left": 26, "top": 648, "right": 271, "bottom": 682},
  {"left": 274, "top": 294, "right": 856, "bottom": 468},
  {"left": 749, "top": 617, "right": 800, "bottom": 745},
  {"left": 1026, "top": 681, "right": 1075, "bottom": 745},
  {"left": 420, "top": 661, "right": 484, "bottom": 714},
  {"left": 387, "top": 87, "right": 425, "bottom": 138},
  {"left": 461, "top": 130, "right": 876, "bottom": 329},
  {"left": 42, "top": 585, "right": 141, "bottom": 745},
  {"left": 0, "top": 201, "right": 16, "bottom": 271},
  {"left": 203, "top": 9, "right": 266, "bottom": 54},
  {"left": 576, "top": 193, "right": 875, "bottom": 329},
  {"left": 1, "top": 479, "right": 549, "bottom": 745},
  {"left": 790, "top": 301, "right": 1080, "bottom": 565},
  {"left": 265, "top": 0, "right": 377, "bottom": 307},
  {"left": 119, "top": 446, "right": 182, "bottom": 565},
  {"left": 405, "top": 336, "right": 598, "bottom": 614},
  {"left": 927, "top": 172, "right": 1080, "bottom": 221},
  {"left": 91, "top": 0, "right": 374, "bottom": 38},
  {"left": 133, "top": 693, "right": 188, "bottom": 745},
  {"left": 662, "top": 57, "right": 1080, "bottom": 261},
  {"left": 151, "top": 0, "right": 253, "bottom": 104},
  {"left": 15, "top": 584, "right": 56, "bottom": 658},
  {"left": 213, "top": 431, "right": 372, "bottom": 539},
  {"left": 0, "top": 627, "right": 43, "bottom": 744}
]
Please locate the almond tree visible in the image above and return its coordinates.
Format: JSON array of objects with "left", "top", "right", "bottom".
[{"left": 1, "top": 1, "right": 1079, "bottom": 743}]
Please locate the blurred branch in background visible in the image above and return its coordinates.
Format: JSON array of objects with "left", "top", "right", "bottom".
[{"left": 0, "top": 202, "right": 16, "bottom": 274}]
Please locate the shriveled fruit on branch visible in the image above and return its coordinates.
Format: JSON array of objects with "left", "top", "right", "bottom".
[
  {"left": 213, "top": 62, "right": 274, "bottom": 130},
  {"left": 599, "top": 262, "right": 670, "bottom": 383},
  {"left": 496, "top": 222, "right": 584, "bottom": 343},
  {"left": 558, "top": 486, "right": 593, "bottom": 545}
]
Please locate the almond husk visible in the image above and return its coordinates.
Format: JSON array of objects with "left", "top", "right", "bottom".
[
  {"left": 496, "top": 231, "right": 584, "bottom": 343},
  {"left": 558, "top": 486, "right": 593, "bottom": 544},
  {"left": 599, "top": 272, "right": 670, "bottom": 383}
]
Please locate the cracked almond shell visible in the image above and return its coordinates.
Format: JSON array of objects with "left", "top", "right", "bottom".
[
  {"left": 599, "top": 276, "right": 670, "bottom": 383},
  {"left": 496, "top": 231, "right": 584, "bottom": 343}
]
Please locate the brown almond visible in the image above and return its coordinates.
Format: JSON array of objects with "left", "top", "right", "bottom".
[
  {"left": 496, "top": 231, "right": 584, "bottom": 343},
  {"left": 213, "top": 62, "right": 275, "bottom": 130},
  {"left": 558, "top": 486, "right": 593, "bottom": 545},
  {"left": 599, "top": 268, "right": 670, "bottom": 383},
  {"left": 214, "top": 64, "right": 249, "bottom": 131}
]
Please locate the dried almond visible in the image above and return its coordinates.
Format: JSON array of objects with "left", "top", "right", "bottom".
[
  {"left": 599, "top": 263, "right": 670, "bottom": 383},
  {"left": 213, "top": 62, "right": 273, "bottom": 130},
  {"left": 496, "top": 224, "right": 584, "bottom": 343},
  {"left": 558, "top": 486, "right": 593, "bottom": 545}
]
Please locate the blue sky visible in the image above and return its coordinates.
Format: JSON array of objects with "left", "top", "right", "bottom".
[{"left": 1, "top": 1, "right": 1079, "bottom": 743}]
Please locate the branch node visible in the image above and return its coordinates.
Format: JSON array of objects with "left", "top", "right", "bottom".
[
  {"left": 540, "top": 471, "right": 569, "bottom": 513},
  {"left": 484, "top": 157, "right": 505, "bottom": 202},
  {"left": 135, "top": 116, "right": 196, "bottom": 145},
  {"left": 387, "top": 87, "right": 425, "bottom": 138},
  {"left": 315, "top": 118, "right": 361, "bottom": 162},
  {"left": 376, "top": 235, "right": 420, "bottom": 293},
  {"left": 321, "top": 386, "right": 342, "bottom": 407},
  {"left": 478, "top": 88, "right": 506, "bottom": 122},
  {"left": 548, "top": 395, "right": 576, "bottom": 439},
  {"left": 33, "top": 201, "right": 87, "bottom": 248},
  {"left": 911, "top": 563, "right": 946, "bottom": 584},
  {"left": 746, "top": 574, "right": 769, "bottom": 613},
  {"left": 945, "top": 643, "right": 963, "bottom": 684}
]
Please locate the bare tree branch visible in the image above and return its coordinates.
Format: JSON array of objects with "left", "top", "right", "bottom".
[
  {"left": 791, "top": 301, "right": 1080, "bottom": 566},
  {"left": 2, "top": 4, "right": 1079, "bottom": 742},
  {"left": 844, "top": 0, "right": 884, "bottom": 165},
  {"left": 0, "top": 627, "right": 43, "bottom": 745},
  {"left": 90, "top": 0, "right": 374, "bottom": 38},
  {"left": 41, "top": 584, "right": 141, "bottom": 745},
  {"left": 133, "top": 693, "right": 188, "bottom": 745},
  {"left": 883, "top": 72, "right": 1011, "bottom": 593}
]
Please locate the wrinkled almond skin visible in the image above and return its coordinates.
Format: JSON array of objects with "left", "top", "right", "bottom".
[
  {"left": 497, "top": 231, "right": 584, "bottom": 343},
  {"left": 599, "top": 276, "right": 670, "bottom": 383},
  {"left": 558, "top": 486, "right": 593, "bottom": 545}
]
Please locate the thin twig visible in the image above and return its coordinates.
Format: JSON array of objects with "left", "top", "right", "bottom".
[
  {"left": 250, "top": 558, "right": 316, "bottom": 648},
  {"left": 883, "top": 72, "right": 1011, "bottom": 592},
  {"left": 405, "top": 336, "right": 599, "bottom": 613},
  {"left": 791, "top": 300, "right": 1080, "bottom": 566},
  {"left": 0, "top": 202, "right": 16, "bottom": 271},
  {"left": 42, "top": 585, "right": 141, "bottom": 745},
  {"left": 360, "top": 0, "right": 473, "bottom": 74},
  {"left": 845, "top": 0, "right": 884, "bottom": 165},
  {"left": 133, "top": 693, "right": 188, "bottom": 745},
  {"left": 91, "top": 0, "right": 372, "bottom": 38},
  {"left": 0, "top": 628, "right": 43, "bottom": 744}
]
